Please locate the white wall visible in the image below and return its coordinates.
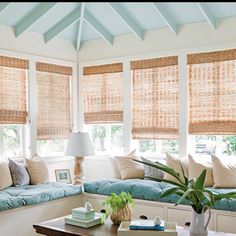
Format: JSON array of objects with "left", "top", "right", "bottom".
[
  {"left": 0, "top": 24, "right": 77, "bottom": 61},
  {"left": 78, "top": 16, "right": 236, "bottom": 62}
]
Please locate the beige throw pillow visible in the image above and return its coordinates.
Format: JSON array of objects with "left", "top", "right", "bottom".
[
  {"left": 164, "top": 153, "right": 188, "bottom": 184},
  {"left": 109, "top": 156, "right": 122, "bottom": 179},
  {"left": 212, "top": 155, "right": 236, "bottom": 188},
  {"left": 25, "top": 156, "right": 49, "bottom": 185},
  {"left": 0, "top": 162, "right": 13, "bottom": 190},
  {"left": 114, "top": 150, "right": 144, "bottom": 179},
  {"left": 188, "top": 155, "right": 213, "bottom": 187}
]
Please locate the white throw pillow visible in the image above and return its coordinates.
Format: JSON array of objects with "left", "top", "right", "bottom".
[
  {"left": 164, "top": 153, "right": 188, "bottom": 184},
  {"left": 188, "top": 154, "right": 213, "bottom": 187},
  {"left": 114, "top": 149, "right": 144, "bottom": 180},
  {"left": 25, "top": 155, "right": 49, "bottom": 185},
  {"left": 0, "top": 162, "right": 13, "bottom": 190},
  {"left": 212, "top": 155, "right": 236, "bottom": 188}
]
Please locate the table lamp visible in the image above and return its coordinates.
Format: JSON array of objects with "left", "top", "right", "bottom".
[{"left": 65, "top": 132, "right": 94, "bottom": 184}]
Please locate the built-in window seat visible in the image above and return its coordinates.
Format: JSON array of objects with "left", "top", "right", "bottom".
[
  {"left": 83, "top": 179, "right": 236, "bottom": 234},
  {"left": 0, "top": 182, "right": 84, "bottom": 236}
]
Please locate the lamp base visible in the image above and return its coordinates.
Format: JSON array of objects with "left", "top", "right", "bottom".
[{"left": 74, "top": 156, "right": 85, "bottom": 185}]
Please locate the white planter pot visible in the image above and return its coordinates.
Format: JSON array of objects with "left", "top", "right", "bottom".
[{"left": 189, "top": 208, "right": 211, "bottom": 236}]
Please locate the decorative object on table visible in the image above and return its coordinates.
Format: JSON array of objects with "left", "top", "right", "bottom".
[
  {"left": 135, "top": 157, "right": 236, "bottom": 236},
  {"left": 118, "top": 221, "right": 177, "bottom": 236},
  {"left": 65, "top": 132, "right": 94, "bottom": 184},
  {"left": 103, "top": 192, "right": 134, "bottom": 225},
  {"left": 65, "top": 201, "right": 103, "bottom": 228},
  {"left": 55, "top": 169, "right": 71, "bottom": 184},
  {"left": 129, "top": 216, "right": 164, "bottom": 231}
]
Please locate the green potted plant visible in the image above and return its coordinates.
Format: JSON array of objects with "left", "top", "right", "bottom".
[
  {"left": 102, "top": 191, "right": 134, "bottom": 225},
  {"left": 134, "top": 158, "right": 236, "bottom": 236}
]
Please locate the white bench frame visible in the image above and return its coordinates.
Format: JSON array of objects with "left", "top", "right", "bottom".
[
  {"left": 0, "top": 194, "right": 84, "bottom": 236},
  {"left": 83, "top": 193, "right": 236, "bottom": 234}
]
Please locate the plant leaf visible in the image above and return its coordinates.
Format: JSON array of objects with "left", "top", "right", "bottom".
[
  {"left": 134, "top": 158, "right": 183, "bottom": 183},
  {"left": 194, "top": 169, "right": 206, "bottom": 190},
  {"left": 176, "top": 189, "right": 194, "bottom": 205},
  {"left": 146, "top": 176, "right": 186, "bottom": 190},
  {"left": 160, "top": 187, "right": 181, "bottom": 198}
]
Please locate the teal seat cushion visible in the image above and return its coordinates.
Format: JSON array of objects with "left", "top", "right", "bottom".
[
  {"left": 83, "top": 179, "right": 236, "bottom": 212},
  {"left": 0, "top": 182, "right": 82, "bottom": 212}
]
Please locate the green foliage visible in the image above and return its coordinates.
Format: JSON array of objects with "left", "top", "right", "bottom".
[
  {"left": 102, "top": 192, "right": 134, "bottom": 218},
  {"left": 134, "top": 158, "right": 236, "bottom": 214},
  {"left": 223, "top": 136, "right": 236, "bottom": 155}
]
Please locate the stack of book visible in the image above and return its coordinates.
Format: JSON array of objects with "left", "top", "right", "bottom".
[
  {"left": 64, "top": 206, "right": 103, "bottom": 228},
  {"left": 129, "top": 219, "right": 165, "bottom": 231}
]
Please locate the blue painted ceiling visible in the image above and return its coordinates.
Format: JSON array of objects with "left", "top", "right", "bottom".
[{"left": 0, "top": 2, "right": 236, "bottom": 50}]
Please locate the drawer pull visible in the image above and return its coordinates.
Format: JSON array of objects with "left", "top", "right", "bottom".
[
  {"left": 185, "top": 221, "right": 191, "bottom": 227},
  {"left": 140, "top": 215, "right": 148, "bottom": 220},
  {"left": 100, "top": 209, "right": 106, "bottom": 214}
]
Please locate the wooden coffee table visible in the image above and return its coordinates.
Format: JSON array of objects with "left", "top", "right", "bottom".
[{"left": 33, "top": 216, "right": 236, "bottom": 236}]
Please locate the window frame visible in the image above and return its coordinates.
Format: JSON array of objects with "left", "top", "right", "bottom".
[{"left": 0, "top": 49, "right": 77, "bottom": 160}]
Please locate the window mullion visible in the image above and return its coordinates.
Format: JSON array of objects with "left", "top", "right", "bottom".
[
  {"left": 0, "top": 125, "right": 4, "bottom": 159},
  {"left": 123, "top": 59, "right": 132, "bottom": 153},
  {"left": 28, "top": 60, "right": 37, "bottom": 156},
  {"left": 178, "top": 53, "right": 189, "bottom": 157}
]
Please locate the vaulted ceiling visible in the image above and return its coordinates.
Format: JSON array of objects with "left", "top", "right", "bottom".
[{"left": 1, "top": 2, "right": 236, "bottom": 50}]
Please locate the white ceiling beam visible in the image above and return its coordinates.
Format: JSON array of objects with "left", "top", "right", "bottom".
[
  {"left": 0, "top": 2, "right": 10, "bottom": 12},
  {"left": 84, "top": 9, "right": 113, "bottom": 46},
  {"left": 196, "top": 2, "right": 216, "bottom": 30},
  {"left": 15, "top": 3, "right": 57, "bottom": 37},
  {"left": 76, "top": 2, "right": 85, "bottom": 50},
  {"left": 151, "top": 2, "right": 178, "bottom": 34},
  {"left": 44, "top": 5, "right": 82, "bottom": 44},
  {"left": 108, "top": 2, "right": 144, "bottom": 40}
]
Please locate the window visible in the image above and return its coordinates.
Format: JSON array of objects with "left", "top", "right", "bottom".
[
  {"left": 37, "top": 139, "right": 68, "bottom": 157},
  {"left": 138, "top": 139, "right": 179, "bottom": 155},
  {"left": 83, "top": 63, "right": 124, "bottom": 154},
  {"left": 0, "top": 125, "right": 23, "bottom": 158},
  {"left": 188, "top": 49, "right": 236, "bottom": 135},
  {"left": 191, "top": 135, "right": 236, "bottom": 156},
  {"left": 0, "top": 56, "right": 28, "bottom": 159},
  {"left": 87, "top": 124, "right": 123, "bottom": 154},
  {"left": 36, "top": 62, "right": 72, "bottom": 156}
]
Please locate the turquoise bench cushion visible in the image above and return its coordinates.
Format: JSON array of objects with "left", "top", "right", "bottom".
[
  {"left": 83, "top": 179, "right": 236, "bottom": 212},
  {"left": 0, "top": 182, "right": 82, "bottom": 212}
]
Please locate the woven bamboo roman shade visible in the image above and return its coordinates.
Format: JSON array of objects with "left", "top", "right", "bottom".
[
  {"left": 83, "top": 63, "right": 123, "bottom": 123},
  {"left": 188, "top": 49, "right": 236, "bottom": 134},
  {"left": 36, "top": 62, "right": 72, "bottom": 140},
  {"left": 0, "top": 56, "right": 28, "bottom": 124},
  {"left": 131, "top": 56, "right": 179, "bottom": 139}
]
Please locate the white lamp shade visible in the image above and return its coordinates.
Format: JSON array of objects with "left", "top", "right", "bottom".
[{"left": 65, "top": 132, "right": 95, "bottom": 156}]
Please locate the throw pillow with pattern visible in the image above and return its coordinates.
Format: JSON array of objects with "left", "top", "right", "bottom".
[
  {"left": 9, "top": 159, "right": 30, "bottom": 186},
  {"left": 141, "top": 157, "right": 164, "bottom": 180}
]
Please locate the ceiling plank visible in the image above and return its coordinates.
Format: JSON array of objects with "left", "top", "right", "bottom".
[
  {"left": 151, "top": 2, "right": 178, "bottom": 34},
  {"left": 44, "top": 5, "right": 82, "bottom": 44},
  {"left": 196, "top": 2, "right": 216, "bottom": 30},
  {"left": 0, "top": 2, "right": 10, "bottom": 12},
  {"left": 76, "top": 2, "right": 85, "bottom": 50},
  {"left": 84, "top": 9, "right": 113, "bottom": 46},
  {"left": 108, "top": 3, "right": 144, "bottom": 40},
  {"left": 15, "top": 3, "right": 57, "bottom": 37}
]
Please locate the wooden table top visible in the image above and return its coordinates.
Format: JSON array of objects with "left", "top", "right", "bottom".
[{"left": 33, "top": 217, "right": 236, "bottom": 236}]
